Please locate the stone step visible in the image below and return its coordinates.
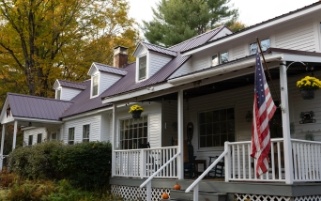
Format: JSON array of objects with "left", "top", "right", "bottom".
[{"left": 167, "top": 190, "right": 227, "bottom": 201}]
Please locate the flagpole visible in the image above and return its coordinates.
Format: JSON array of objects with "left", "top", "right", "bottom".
[{"left": 256, "top": 38, "right": 281, "bottom": 103}]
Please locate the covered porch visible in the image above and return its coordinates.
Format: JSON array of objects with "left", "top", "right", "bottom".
[{"left": 108, "top": 49, "right": 321, "bottom": 200}]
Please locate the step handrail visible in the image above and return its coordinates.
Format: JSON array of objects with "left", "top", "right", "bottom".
[
  {"left": 185, "top": 149, "right": 228, "bottom": 193},
  {"left": 140, "top": 152, "right": 181, "bottom": 188}
]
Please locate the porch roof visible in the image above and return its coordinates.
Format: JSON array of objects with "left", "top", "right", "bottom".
[{"left": 4, "top": 93, "right": 72, "bottom": 121}]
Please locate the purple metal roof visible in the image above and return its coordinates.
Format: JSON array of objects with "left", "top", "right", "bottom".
[
  {"left": 141, "top": 42, "right": 177, "bottom": 56},
  {"left": 58, "top": 80, "right": 87, "bottom": 90},
  {"left": 93, "top": 62, "right": 127, "bottom": 76},
  {"left": 169, "top": 26, "right": 224, "bottom": 52},
  {"left": 7, "top": 93, "right": 72, "bottom": 121}
]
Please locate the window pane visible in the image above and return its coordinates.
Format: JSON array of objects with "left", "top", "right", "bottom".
[
  {"left": 28, "top": 135, "right": 33, "bottom": 146},
  {"left": 37, "top": 133, "right": 42, "bottom": 143},
  {"left": 198, "top": 108, "right": 235, "bottom": 148},
  {"left": 83, "top": 124, "right": 90, "bottom": 142},
  {"left": 220, "top": 52, "right": 229, "bottom": 64},
  {"left": 261, "top": 39, "right": 270, "bottom": 51},
  {"left": 212, "top": 55, "right": 218, "bottom": 66},
  {"left": 249, "top": 43, "right": 257, "bottom": 55},
  {"left": 139, "top": 56, "right": 147, "bottom": 80},
  {"left": 92, "top": 75, "right": 98, "bottom": 96},
  {"left": 68, "top": 127, "right": 75, "bottom": 145}
]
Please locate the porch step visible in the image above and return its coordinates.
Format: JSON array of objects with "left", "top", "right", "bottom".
[{"left": 168, "top": 190, "right": 227, "bottom": 201}]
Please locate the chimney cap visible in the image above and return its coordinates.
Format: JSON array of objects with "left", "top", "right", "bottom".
[{"left": 113, "top": 46, "right": 128, "bottom": 55}]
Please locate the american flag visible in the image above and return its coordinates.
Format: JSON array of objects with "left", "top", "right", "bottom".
[{"left": 250, "top": 50, "right": 276, "bottom": 177}]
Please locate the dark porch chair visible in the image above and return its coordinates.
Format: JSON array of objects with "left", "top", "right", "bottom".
[
  {"left": 208, "top": 156, "right": 224, "bottom": 178},
  {"left": 184, "top": 143, "right": 196, "bottom": 178}
]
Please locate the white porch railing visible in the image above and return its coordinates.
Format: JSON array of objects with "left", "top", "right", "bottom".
[
  {"left": 114, "top": 146, "right": 178, "bottom": 178},
  {"left": 292, "top": 139, "right": 321, "bottom": 182},
  {"left": 227, "top": 138, "right": 285, "bottom": 182}
]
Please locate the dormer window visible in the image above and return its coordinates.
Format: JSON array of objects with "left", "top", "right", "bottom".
[
  {"left": 92, "top": 74, "right": 99, "bottom": 97},
  {"left": 138, "top": 56, "right": 147, "bottom": 80}
]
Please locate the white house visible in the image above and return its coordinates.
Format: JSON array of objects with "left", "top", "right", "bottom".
[{"left": 2, "top": 2, "right": 321, "bottom": 201}]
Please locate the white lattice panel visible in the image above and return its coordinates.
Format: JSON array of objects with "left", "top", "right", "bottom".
[
  {"left": 111, "top": 185, "right": 171, "bottom": 201},
  {"left": 236, "top": 194, "right": 321, "bottom": 201},
  {"left": 235, "top": 194, "right": 291, "bottom": 201}
]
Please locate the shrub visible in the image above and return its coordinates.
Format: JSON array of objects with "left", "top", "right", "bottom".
[
  {"left": 8, "top": 141, "right": 112, "bottom": 191},
  {"left": 0, "top": 169, "right": 18, "bottom": 188}
]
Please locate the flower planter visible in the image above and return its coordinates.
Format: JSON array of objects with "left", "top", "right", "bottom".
[
  {"left": 300, "top": 89, "right": 315, "bottom": 100},
  {"left": 131, "top": 110, "right": 142, "bottom": 119}
]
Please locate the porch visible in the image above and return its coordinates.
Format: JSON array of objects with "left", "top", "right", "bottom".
[{"left": 112, "top": 138, "right": 321, "bottom": 200}]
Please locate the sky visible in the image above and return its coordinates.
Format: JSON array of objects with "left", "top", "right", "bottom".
[{"left": 128, "top": 0, "right": 318, "bottom": 32}]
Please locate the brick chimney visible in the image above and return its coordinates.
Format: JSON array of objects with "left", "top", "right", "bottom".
[{"left": 113, "top": 46, "right": 128, "bottom": 68}]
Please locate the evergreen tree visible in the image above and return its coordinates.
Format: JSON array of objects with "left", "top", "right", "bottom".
[{"left": 143, "top": 0, "right": 239, "bottom": 47}]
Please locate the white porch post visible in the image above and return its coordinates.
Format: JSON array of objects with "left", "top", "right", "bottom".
[
  {"left": 0, "top": 124, "right": 6, "bottom": 170},
  {"left": 177, "top": 90, "right": 184, "bottom": 179},
  {"left": 112, "top": 104, "right": 116, "bottom": 177},
  {"left": 279, "top": 61, "right": 294, "bottom": 184},
  {"left": 12, "top": 121, "right": 18, "bottom": 150}
]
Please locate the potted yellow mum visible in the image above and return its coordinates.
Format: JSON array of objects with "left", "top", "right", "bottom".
[
  {"left": 296, "top": 76, "right": 321, "bottom": 99},
  {"left": 128, "top": 104, "right": 144, "bottom": 119}
]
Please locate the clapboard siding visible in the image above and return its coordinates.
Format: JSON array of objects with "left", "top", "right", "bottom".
[
  {"left": 162, "top": 101, "right": 178, "bottom": 146},
  {"left": 230, "top": 45, "right": 247, "bottom": 60},
  {"left": 99, "top": 73, "right": 122, "bottom": 95},
  {"left": 63, "top": 115, "right": 101, "bottom": 143},
  {"left": 61, "top": 88, "right": 82, "bottom": 101},
  {"left": 275, "top": 23, "right": 317, "bottom": 51},
  {"left": 101, "top": 112, "right": 112, "bottom": 142},
  {"left": 149, "top": 52, "right": 172, "bottom": 78},
  {"left": 169, "top": 60, "right": 192, "bottom": 79},
  {"left": 23, "top": 127, "right": 48, "bottom": 146},
  {"left": 115, "top": 102, "right": 162, "bottom": 148}
]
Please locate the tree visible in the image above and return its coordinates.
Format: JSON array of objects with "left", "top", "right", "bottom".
[
  {"left": 143, "top": 0, "right": 239, "bottom": 47},
  {"left": 0, "top": 0, "right": 138, "bottom": 99}
]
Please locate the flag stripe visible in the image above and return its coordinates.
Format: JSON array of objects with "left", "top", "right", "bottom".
[{"left": 251, "top": 50, "right": 276, "bottom": 177}]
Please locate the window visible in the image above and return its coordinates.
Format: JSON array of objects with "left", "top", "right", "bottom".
[
  {"left": 51, "top": 133, "right": 57, "bottom": 141},
  {"left": 83, "top": 124, "right": 90, "bottom": 142},
  {"left": 37, "top": 133, "right": 42, "bottom": 143},
  {"left": 249, "top": 39, "right": 270, "bottom": 55},
  {"left": 92, "top": 74, "right": 98, "bottom": 97},
  {"left": 28, "top": 135, "right": 33, "bottom": 146},
  {"left": 212, "top": 52, "right": 229, "bottom": 66},
  {"left": 138, "top": 56, "right": 147, "bottom": 80},
  {"left": 120, "top": 116, "right": 148, "bottom": 149},
  {"left": 199, "top": 108, "right": 235, "bottom": 148},
  {"left": 68, "top": 127, "right": 75, "bottom": 145},
  {"left": 56, "top": 89, "right": 61, "bottom": 100}
]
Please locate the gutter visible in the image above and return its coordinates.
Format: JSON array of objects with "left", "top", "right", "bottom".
[{"left": 168, "top": 54, "right": 284, "bottom": 86}]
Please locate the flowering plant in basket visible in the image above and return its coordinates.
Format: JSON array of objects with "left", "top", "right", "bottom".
[
  {"left": 296, "top": 76, "right": 321, "bottom": 90},
  {"left": 128, "top": 104, "right": 144, "bottom": 113}
]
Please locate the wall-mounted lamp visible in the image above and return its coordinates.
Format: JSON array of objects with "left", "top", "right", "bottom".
[{"left": 245, "top": 111, "right": 252, "bottom": 122}]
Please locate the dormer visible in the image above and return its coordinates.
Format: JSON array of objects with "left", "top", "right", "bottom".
[
  {"left": 133, "top": 42, "right": 176, "bottom": 82},
  {"left": 87, "top": 62, "right": 127, "bottom": 98},
  {"left": 53, "top": 80, "right": 86, "bottom": 101}
]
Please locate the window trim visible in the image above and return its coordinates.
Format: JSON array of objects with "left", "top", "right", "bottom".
[
  {"left": 91, "top": 74, "right": 99, "bottom": 97},
  {"left": 37, "top": 133, "right": 42, "bottom": 144},
  {"left": 119, "top": 116, "right": 148, "bottom": 150},
  {"left": 83, "top": 124, "right": 90, "bottom": 142},
  {"left": 56, "top": 88, "right": 61, "bottom": 100},
  {"left": 137, "top": 55, "right": 147, "bottom": 81},
  {"left": 68, "top": 127, "right": 75, "bottom": 145}
]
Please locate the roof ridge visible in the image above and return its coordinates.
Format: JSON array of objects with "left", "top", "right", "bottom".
[
  {"left": 141, "top": 41, "right": 177, "bottom": 53},
  {"left": 169, "top": 26, "right": 224, "bottom": 50},
  {"left": 7, "top": 92, "right": 72, "bottom": 103}
]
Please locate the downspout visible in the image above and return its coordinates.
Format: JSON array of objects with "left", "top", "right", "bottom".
[{"left": 279, "top": 61, "right": 294, "bottom": 184}]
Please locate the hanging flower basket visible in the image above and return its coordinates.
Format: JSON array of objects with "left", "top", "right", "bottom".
[
  {"left": 296, "top": 76, "right": 321, "bottom": 99},
  {"left": 128, "top": 104, "right": 144, "bottom": 119}
]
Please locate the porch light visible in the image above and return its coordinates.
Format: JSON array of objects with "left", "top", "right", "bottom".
[{"left": 245, "top": 111, "right": 252, "bottom": 122}]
